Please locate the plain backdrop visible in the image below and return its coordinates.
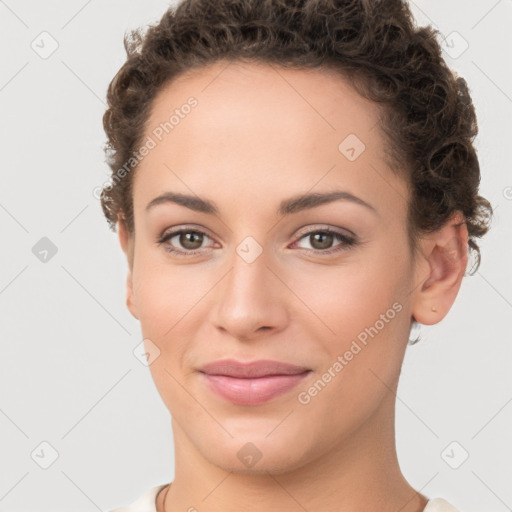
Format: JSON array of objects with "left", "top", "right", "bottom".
[{"left": 1, "top": 1, "right": 511, "bottom": 511}]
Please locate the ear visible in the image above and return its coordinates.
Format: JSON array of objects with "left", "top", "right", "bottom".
[
  {"left": 117, "top": 216, "right": 139, "bottom": 320},
  {"left": 411, "top": 211, "right": 469, "bottom": 325}
]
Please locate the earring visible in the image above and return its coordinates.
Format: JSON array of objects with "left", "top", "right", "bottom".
[
  {"left": 409, "top": 319, "right": 421, "bottom": 345},
  {"left": 431, "top": 306, "right": 437, "bottom": 312}
]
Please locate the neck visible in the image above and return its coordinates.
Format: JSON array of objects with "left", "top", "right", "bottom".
[{"left": 163, "top": 391, "right": 428, "bottom": 512}]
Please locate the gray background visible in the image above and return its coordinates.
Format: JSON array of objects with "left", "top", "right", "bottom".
[{"left": 1, "top": 1, "right": 511, "bottom": 511}]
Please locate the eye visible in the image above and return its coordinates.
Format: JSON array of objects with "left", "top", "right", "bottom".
[
  {"left": 292, "top": 227, "right": 357, "bottom": 255},
  {"left": 156, "top": 225, "right": 358, "bottom": 258},
  {"left": 156, "top": 227, "right": 215, "bottom": 257}
]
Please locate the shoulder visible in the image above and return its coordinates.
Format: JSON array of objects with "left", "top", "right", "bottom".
[
  {"left": 109, "top": 484, "right": 169, "bottom": 512},
  {"left": 424, "top": 497, "right": 462, "bottom": 512}
]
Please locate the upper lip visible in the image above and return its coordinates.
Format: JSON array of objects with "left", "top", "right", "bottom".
[{"left": 199, "top": 359, "right": 311, "bottom": 378}]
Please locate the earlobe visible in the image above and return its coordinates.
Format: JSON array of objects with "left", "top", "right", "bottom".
[
  {"left": 125, "top": 270, "right": 139, "bottom": 320},
  {"left": 411, "top": 212, "right": 469, "bottom": 326},
  {"left": 117, "top": 217, "right": 139, "bottom": 320}
]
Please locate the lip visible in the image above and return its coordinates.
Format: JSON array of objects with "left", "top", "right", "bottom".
[
  {"left": 198, "top": 359, "right": 312, "bottom": 405},
  {"left": 199, "top": 359, "right": 311, "bottom": 378}
]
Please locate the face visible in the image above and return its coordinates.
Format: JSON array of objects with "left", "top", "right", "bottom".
[{"left": 119, "top": 61, "right": 434, "bottom": 473}]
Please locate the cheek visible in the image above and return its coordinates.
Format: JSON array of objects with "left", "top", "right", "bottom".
[
  {"left": 292, "top": 254, "right": 403, "bottom": 342},
  {"left": 132, "top": 256, "right": 207, "bottom": 340},
  {"left": 133, "top": 263, "right": 206, "bottom": 412},
  {"left": 292, "top": 270, "right": 408, "bottom": 438},
  {"left": 293, "top": 247, "right": 410, "bottom": 391}
]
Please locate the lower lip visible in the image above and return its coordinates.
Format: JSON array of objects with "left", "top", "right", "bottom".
[{"left": 200, "top": 371, "right": 311, "bottom": 405}]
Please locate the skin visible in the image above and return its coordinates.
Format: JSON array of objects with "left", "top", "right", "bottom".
[{"left": 117, "top": 60, "right": 468, "bottom": 512}]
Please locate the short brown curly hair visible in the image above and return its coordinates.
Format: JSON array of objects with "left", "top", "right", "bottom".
[{"left": 101, "top": 0, "right": 493, "bottom": 273}]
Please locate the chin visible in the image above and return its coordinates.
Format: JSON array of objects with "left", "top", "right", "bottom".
[{"left": 202, "top": 439, "right": 314, "bottom": 476}]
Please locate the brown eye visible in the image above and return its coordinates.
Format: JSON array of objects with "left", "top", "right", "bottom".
[
  {"left": 157, "top": 228, "right": 213, "bottom": 256},
  {"left": 177, "top": 231, "right": 204, "bottom": 250},
  {"left": 293, "top": 228, "right": 357, "bottom": 255},
  {"left": 309, "top": 232, "right": 334, "bottom": 250}
]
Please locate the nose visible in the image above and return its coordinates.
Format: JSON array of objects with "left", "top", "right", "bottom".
[{"left": 212, "top": 245, "right": 288, "bottom": 342}]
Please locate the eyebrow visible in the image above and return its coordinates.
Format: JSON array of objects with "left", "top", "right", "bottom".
[{"left": 145, "top": 190, "right": 377, "bottom": 216}]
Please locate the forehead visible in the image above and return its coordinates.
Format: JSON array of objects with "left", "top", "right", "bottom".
[
  {"left": 145, "top": 60, "right": 382, "bottom": 152},
  {"left": 133, "top": 60, "right": 407, "bottom": 220}
]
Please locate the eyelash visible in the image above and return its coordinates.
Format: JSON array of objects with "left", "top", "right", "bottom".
[{"left": 156, "top": 226, "right": 357, "bottom": 257}]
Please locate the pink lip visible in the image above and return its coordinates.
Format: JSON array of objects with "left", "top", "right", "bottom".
[
  {"left": 199, "top": 358, "right": 311, "bottom": 378},
  {"left": 198, "top": 359, "right": 312, "bottom": 405}
]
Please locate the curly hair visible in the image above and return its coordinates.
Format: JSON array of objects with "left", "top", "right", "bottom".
[{"left": 101, "top": 0, "right": 493, "bottom": 275}]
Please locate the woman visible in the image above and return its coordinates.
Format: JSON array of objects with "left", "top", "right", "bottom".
[{"left": 100, "top": 0, "right": 493, "bottom": 511}]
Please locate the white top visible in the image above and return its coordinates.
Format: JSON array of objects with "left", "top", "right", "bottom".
[{"left": 109, "top": 483, "right": 462, "bottom": 512}]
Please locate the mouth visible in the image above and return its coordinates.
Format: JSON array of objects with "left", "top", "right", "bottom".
[
  {"left": 198, "top": 359, "right": 312, "bottom": 405},
  {"left": 198, "top": 358, "right": 311, "bottom": 378}
]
